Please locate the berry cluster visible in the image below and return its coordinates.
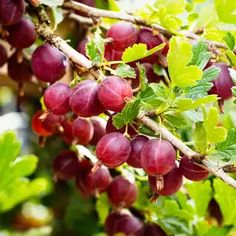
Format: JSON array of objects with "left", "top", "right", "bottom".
[{"left": 0, "top": 1, "right": 235, "bottom": 235}]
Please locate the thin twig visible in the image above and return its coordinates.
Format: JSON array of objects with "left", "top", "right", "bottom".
[
  {"left": 138, "top": 115, "right": 236, "bottom": 189},
  {"left": 69, "top": 13, "right": 94, "bottom": 25},
  {"left": 64, "top": 1, "right": 236, "bottom": 53}
]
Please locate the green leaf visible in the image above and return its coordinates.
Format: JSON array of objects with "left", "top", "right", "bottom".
[
  {"left": 110, "top": 63, "right": 136, "bottom": 78},
  {"left": 40, "top": 0, "right": 63, "bottom": 7},
  {"left": 108, "top": 0, "right": 120, "bottom": 11},
  {"left": 95, "top": 193, "right": 110, "bottom": 224},
  {"left": 167, "top": 37, "right": 203, "bottom": 88},
  {"left": 204, "top": 107, "right": 227, "bottom": 143},
  {"left": 0, "top": 131, "right": 49, "bottom": 212},
  {"left": 224, "top": 32, "right": 235, "bottom": 50},
  {"left": 185, "top": 180, "right": 212, "bottom": 217},
  {"left": 176, "top": 95, "right": 218, "bottom": 111},
  {"left": 213, "top": 178, "right": 236, "bottom": 225},
  {"left": 192, "top": 122, "right": 207, "bottom": 154},
  {"left": 156, "top": 199, "right": 194, "bottom": 235},
  {"left": 113, "top": 98, "right": 141, "bottom": 129},
  {"left": 12, "top": 155, "right": 38, "bottom": 178},
  {"left": 215, "top": 128, "right": 236, "bottom": 161},
  {"left": 164, "top": 113, "right": 188, "bottom": 128},
  {"left": 86, "top": 28, "right": 104, "bottom": 65},
  {"left": 186, "top": 66, "right": 220, "bottom": 99},
  {"left": 204, "top": 226, "right": 232, "bottom": 236},
  {"left": 122, "top": 43, "right": 165, "bottom": 63},
  {"left": 214, "top": 0, "right": 236, "bottom": 24},
  {"left": 226, "top": 50, "right": 236, "bottom": 66},
  {"left": 136, "top": 63, "right": 148, "bottom": 91},
  {"left": 189, "top": 41, "right": 211, "bottom": 69}
]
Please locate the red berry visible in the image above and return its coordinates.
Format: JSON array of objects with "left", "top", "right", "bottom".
[
  {"left": 69, "top": 80, "right": 104, "bottom": 117},
  {"left": 179, "top": 156, "right": 209, "bottom": 181},
  {"left": 107, "top": 176, "right": 138, "bottom": 208},
  {"left": 72, "top": 117, "right": 94, "bottom": 145},
  {"left": 8, "top": 53, "right": 32, "bottom": 82},
  {"left": 52, "top": 150, "right": 80, "bottom": 180},
  {"left": 127, "top": 135, "right": 149, "bottom": 168},
  {"left": 96, "top": 132, "right": 131, "bottom": 168},
  {"left": 105, "top": 211, "right": 143, "bottom": 236},
  {"left": 148, "top": 165, "right": 183, "bottom": 196},
  {"left": 106, "top": 22, "right": 138, "bottom": 51},
  {"left": 98, "top": 76, "right": 133, "bottom": 112},
  {"left": 90, "top": 117, "right": 106, "bottom": 145},
  {"left": 31, "top": 111, "right": 53, "bottom": 137},
  {"left": 141, "top": 139, "right": 176, "bottom": 176},
  {"left": 32, "top": 44, "right": 68, "bottom": 83},
  {"left": 7, "top": 18, "right": 37, "bottom": 49},
  {"left": 44, "top": 83, "right": 71, "bottom": 115},
  {"left": 209, "top": 63, "right": 234, "bottom": 100},
  {"left": 0, "top": 0, "right": 25, "bottom": 25}
]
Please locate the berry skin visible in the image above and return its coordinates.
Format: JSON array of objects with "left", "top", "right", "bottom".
[
  {"left": 72, "top": 117, "right": 94, "bottom": 145},
  {"left": 140, "top": 139, "right": 176, "bottom": 176},
  {"left": 69, "top": 80, "right": 104, "bottom": 117},
  {"left": 209, "top": 63, "right": 234, "bottom": 100},
  {"left": 107, "top": 176, "right": 138, "bottom": 208},
  {"left": 52, "top": 150, "right": 80, "bottom": 180},
  {"left": 0, "top": 44, "right": 7, "bottom": 67},
  {"left": 179, "top": 156, "right": 209, "bottom": 181},
  {"left": 76, "top": 161, "right": 112, "bottom": 197},
  {"left": 61, "top": 119, "right": 75, "bottom": 145},
  {"left": 137, "top": 223, "right": 167, "bottom": 236},
  {"left": 148, "top": 164, "right": 183, "bottom": 196},
  {"left": 6, "top": 18, "right": 37, "bottom": 49},
  {"left": 106, "top": 22, "right": 138, "bottom": 51},
  {"left": 105, "top": 211, "right": 143, "bottom": 236},
  {"left": 31, "top": 111, "right": 53, "bottom": 137},
  {"left": 76, "top": 38, "right": 88, "bottom": 56},
  {"left": 127, "top": 135, "right": 149, "bottom": 168},
  {"left": 41, "top": 113, "right": 65, "bottom": 134},
  {"left": 0, "top": 0, "right": 25, "bottom": 25},
  {"left": 98, "top": 76, "right": 133, "bottom": 112},
  {"left": 44, "top": 83, "right": 71, "bottom": 115},
  {"left": 32, "top": 44, "right": 68, "bottom": 83},
  {"left": 8, "top": 53, "right": 32, "bottom": 82},
  {"left": 96, "top": 132, "right": 131, "bottom": 168},
  {"left": 90, "top": 117, "right": 106, "bottom": 145}
]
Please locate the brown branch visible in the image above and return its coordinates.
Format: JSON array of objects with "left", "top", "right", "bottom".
[
  {"left": 69, "top": 13, "right": 94, "bottom": 25},
  {"left": 138, "top": 115, "right": 236, "bottom": 189},
  {"left": 64, "top": 1, "right": 236, "bottom": 53}
]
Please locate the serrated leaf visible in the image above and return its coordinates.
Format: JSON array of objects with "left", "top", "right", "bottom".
[
  {"left": 204, "top": 107, "right": 227, "bottom": 143},
  {"left": 122, "top": 43, "right": 165, "bottom": 63},
  {"left": 164, "top": 113, "right": 188, "bottom": 128},
  {"left": 215, "top": 128, "right": 236, "bottom": 161},
  {"left": 224, "top": 32, "right": 235, "bottom": 50},
  {"left": 86, "top": 28, "right": 104, "bottom": 65},
  {"left": 192, "top": 122, "right": 207, "bottom": 154},
  {"left": 167, "top": 37, "right": 203, "bottom": 88},
  {"left": 186, "top": 66, "right": 220, "bottom": 99},
  {"left": 176, "top": 95, "right": 218, "bottom": 111},
  {"left": 110, "top": 63, "right": 136, "bottom": 78},
  {"left": 137, "top": 63, "right": 148, "bottom": 91},
  {"left": 186, "top": 180, "right": 212, "bottom": 217},
  {"left": 113, "top": 98, "right": 141, "bottom": 129},
  {"left": 40, "top": 0, "right": 63, "bottom": 7},
  {"left": 189, "top": 41, "right": 211, "bottom": 69},
  {"left": 213, "top": 178, "right": 236, "bottom": 225}
]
